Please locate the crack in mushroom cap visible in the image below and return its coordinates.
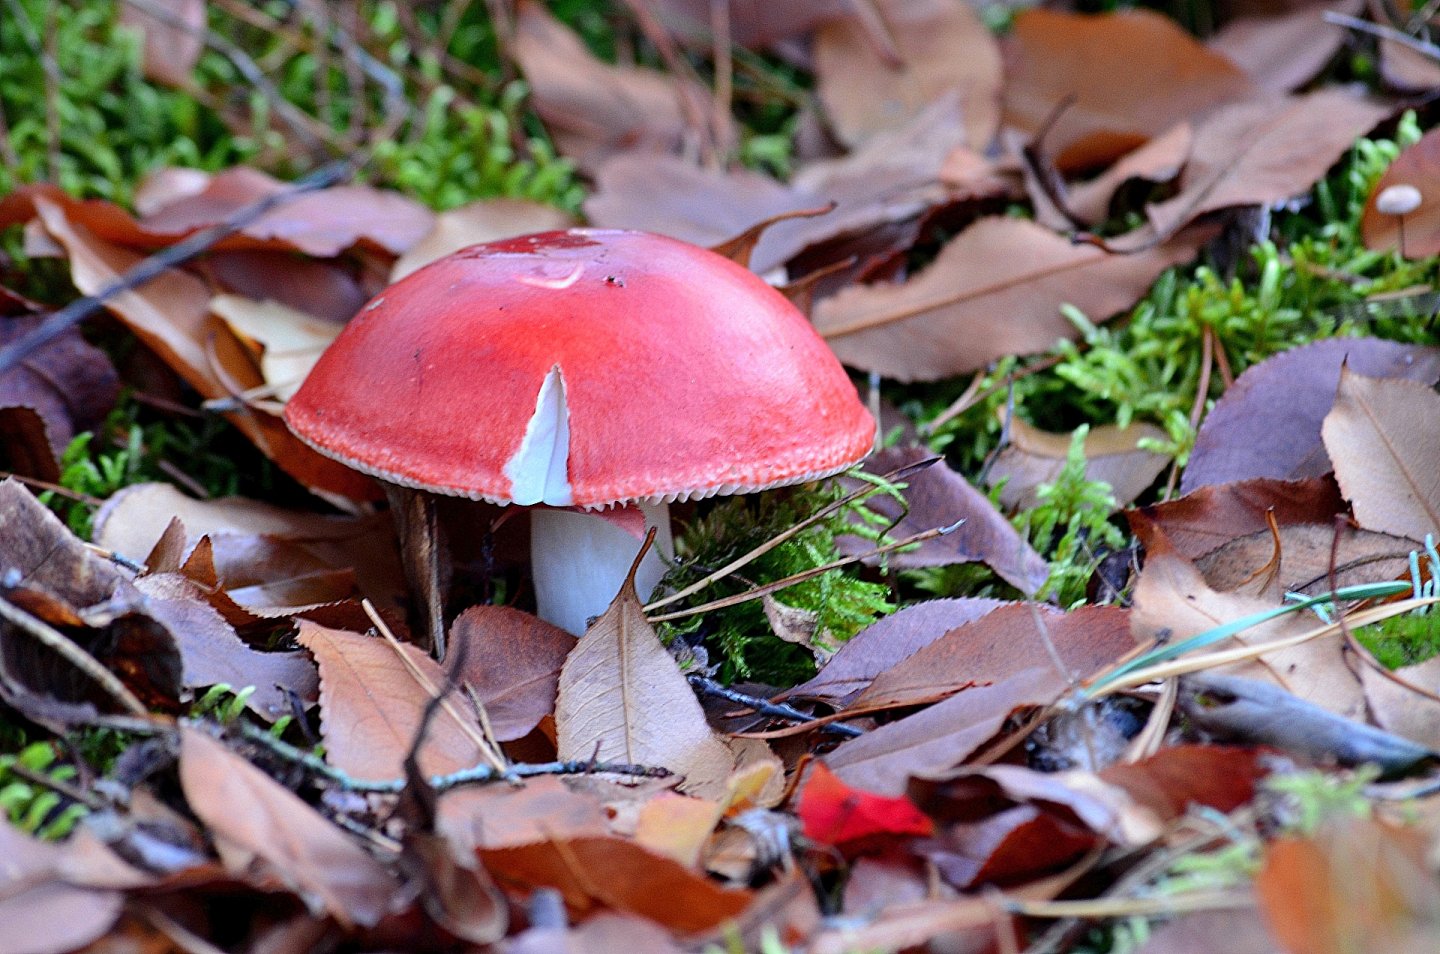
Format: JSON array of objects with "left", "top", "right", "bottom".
[{"left": 284, "top": 229, "right": 876, "bottom": 508}]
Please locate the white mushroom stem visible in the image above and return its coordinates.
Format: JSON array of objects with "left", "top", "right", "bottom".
[{"left": 530, "top": 501, "right": 673, "bottom": 635}]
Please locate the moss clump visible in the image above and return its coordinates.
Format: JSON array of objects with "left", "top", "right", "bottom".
[{"left": 659, "top": 484, "right": 896, "bottom": 685}]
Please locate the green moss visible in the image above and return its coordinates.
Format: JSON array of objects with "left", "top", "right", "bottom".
[{"left": 659, "top": 483, "right": 896, "bottom": 685}]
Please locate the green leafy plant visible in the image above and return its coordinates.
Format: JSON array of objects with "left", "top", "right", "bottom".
[
  {"left": 1014, "top": 427, "right": 1128, "bottom": 606},
  {"left": 0, "top": 741, "right": 88, "bottom": 839}
]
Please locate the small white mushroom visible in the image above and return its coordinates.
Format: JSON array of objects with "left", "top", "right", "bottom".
[{"left": 1376, "top": 184, "right": 1423, "bottom": 216}]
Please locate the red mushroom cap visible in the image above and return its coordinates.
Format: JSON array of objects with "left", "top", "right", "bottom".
[{"left": 284, "top": 228, "right": 874, "bottom": 509}]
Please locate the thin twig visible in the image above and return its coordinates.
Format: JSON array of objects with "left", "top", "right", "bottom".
[
  {"left": 644, "top": 457, "right": 935, "bottom": 613},
  {"left": 647, "top": 521, "right": 964, "bottom": 623},
  {"left": 0, "top": 158, "right": 357, "bottom": 377},
  {"left": 1325, "top": 10, "right": 1440, "bottom": 60},
  {"left": 687, "top": 675, "right": 863, "bottom": 738}
]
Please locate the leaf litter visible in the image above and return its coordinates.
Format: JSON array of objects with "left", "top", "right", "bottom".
[{"left": 7, "top": 0, "right": 1440, "bottom": 951}]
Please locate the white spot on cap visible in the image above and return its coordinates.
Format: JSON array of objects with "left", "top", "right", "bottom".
[
  {"left": 1377, "top": 184, "right": 1423, "bottom": 216},
  {"left": 505, "top": 365, "right": 573, "bottom": 506},
  {"left": 515, "top": 262, "right": 585, "bottom": 290}
]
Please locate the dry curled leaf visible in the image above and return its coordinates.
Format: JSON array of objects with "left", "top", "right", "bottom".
[
  {"left": 813, "top": 216, "right": 1205, "bottom": 381},
  {"left": 1322, "top": 364, "right": 1440, "bottom": 541},
  {"left": 814, "top": 0, "right": 1001, "bottom": 151},
  {"left": 1183, "top": 337, "right": 1440, "bottom": 492},
  {"left": 1003, "top": 8, "right": 1255, "bottom": 171},
  {"left": 989, "top": 417, "right": 1169, "bottom": 511},
  {"left": 555, "top": 573, "right": 768, "bottom": 800},
  {"left": 178, "top": 726, "right": 400, "bottom": 927}
]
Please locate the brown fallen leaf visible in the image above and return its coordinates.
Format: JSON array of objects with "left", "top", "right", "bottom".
[
  {"left": 210, "top": 294, "right": 341, "bottom": 401},
  {"left": 1003, "top": 8, "right": 1256, "bottom": 171},
  {"left": 989, "top": 418, "right": 1169, "bottom": 512},
  {"left": 1193, "top": 522, "right": 1415, "bottom": 598},
  {"left": 586, "top": 94, "right": 976, "bottom": 276},
  {"left": 1362, "top": 654, "right": 1440, "bottom": 750},
  {"left": 178, "top": 726, "right": 400, "bottom": 928},
  {"left": 504, "top": 911, "right": 688, "bottom": 954},
  {"left": 1132, "top": 908, "right": 1276, "bottom": 954},
  {"left": 30, "top": 199, "right": 377, "bottom": 499},
  {"left": 391, "top": 198, "right": 575, "bottom": 281},
  {"left": 1207, "top": 0, "right": 1358, "bottom": 92},
  {"left": 1098, "top": 744, "right": 1266, "bottom": 822},
  {"left": 1056, "top": 122, "right": 1193, "bottom": 228},
  {"left": 781, "top": 597, "right": 1007, "bottom": 707},
  {"left": 118, "top": 0, "right": 206, "bottom": 87},
  {"left": 1256, "top": 817, "right": 1440, "bottom": 952},
  {"left": 1137, "top": 89, "right": 1392, "bottom": 244},
  {"left": 1364, "top": 125, "right": 1440, "bottom": 257},
  {"left": 814, "top": 0, "right": 1002, "bottom": 151},
  {"left": 648, "top": 0, "right": 854, "bottom": 49},
  {"left": 136, "top": 166, "right": 433, "bottom": 257},
  {"left": 510, "top": 1, "right": 728, "bottom": 172},
  {"left": 1130, "top": 526, "right": 1366, "bottom": 720},
  {"left": 1182, "top": 337, "right": 1440, "bottom": 492},
  {"left": 812, "top": 216, "right": 1206, "bottom": 381},
  {"left": 908, "top": 765, "right": 1118, "bottom": 887},
  {"left": 1132, "top": 475, "right": 1347, "bottom": 560},
  {"left": 449, "top": 604, "right": 574, "bottom": 741},
  {"left": 480, "top": 835, "right": 752, "bottom": 934},
  {"left": 207, "top": 249, "right": 374, "bottom": 323},
  {"left": 555, "top": 570, "right": 771, "bottom": 800},
  {"left": 841, "top": 444, "right": 1049, "bottom": 594},
  {"left": 852, "top": 602, "right": 1135, "bottom": 711},
  {"left": 297, "top": 621, "right": 491, "bottom": 781},
  {"left": 438, "top": 774, "right": 611, "bottom": 854},
  {"left": 1322, "top": 365, "right": 1440, "bottom": 540},
  {"left": 0, "top": 821, "right": 125, "bottom": 954},
  {"left": 0, "top": 310, "right": 119, "bottom": 481},
  {"left": 92, "top": 482, "right": 405, "bottom": 613},
  {"left": 1380, "top": 36, "right": 1440, "bottom": 93}
]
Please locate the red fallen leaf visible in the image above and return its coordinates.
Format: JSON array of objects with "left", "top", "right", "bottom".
[
  {"left": 1099, "top": 745, "right": 1266, "bottom": 822},
  {"left": 1003, "top": 8, "right": 1255, "bottom": 171},
  {"left": 1132, "top": 475, "right": 1346, "bottom": 560},
  {"left": 1182, "top": 337, "right": 1440, "bottom": 492},
  {"left": 510, "top": 1, "right": 729, "bottom": 172},
  {"left": 797, "top": 762, "right": 935, "bottom": 848},
  {"left": 814, "top": 0, "right": 1002, "bottom": 150},
  {"left": 1364, "top": 126, "right": 1440, "bottom": 257}
]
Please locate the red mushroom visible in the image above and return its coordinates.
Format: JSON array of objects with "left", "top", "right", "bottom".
[{"left": 285, "top": 229, "right": 874, "bottom": 647}]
